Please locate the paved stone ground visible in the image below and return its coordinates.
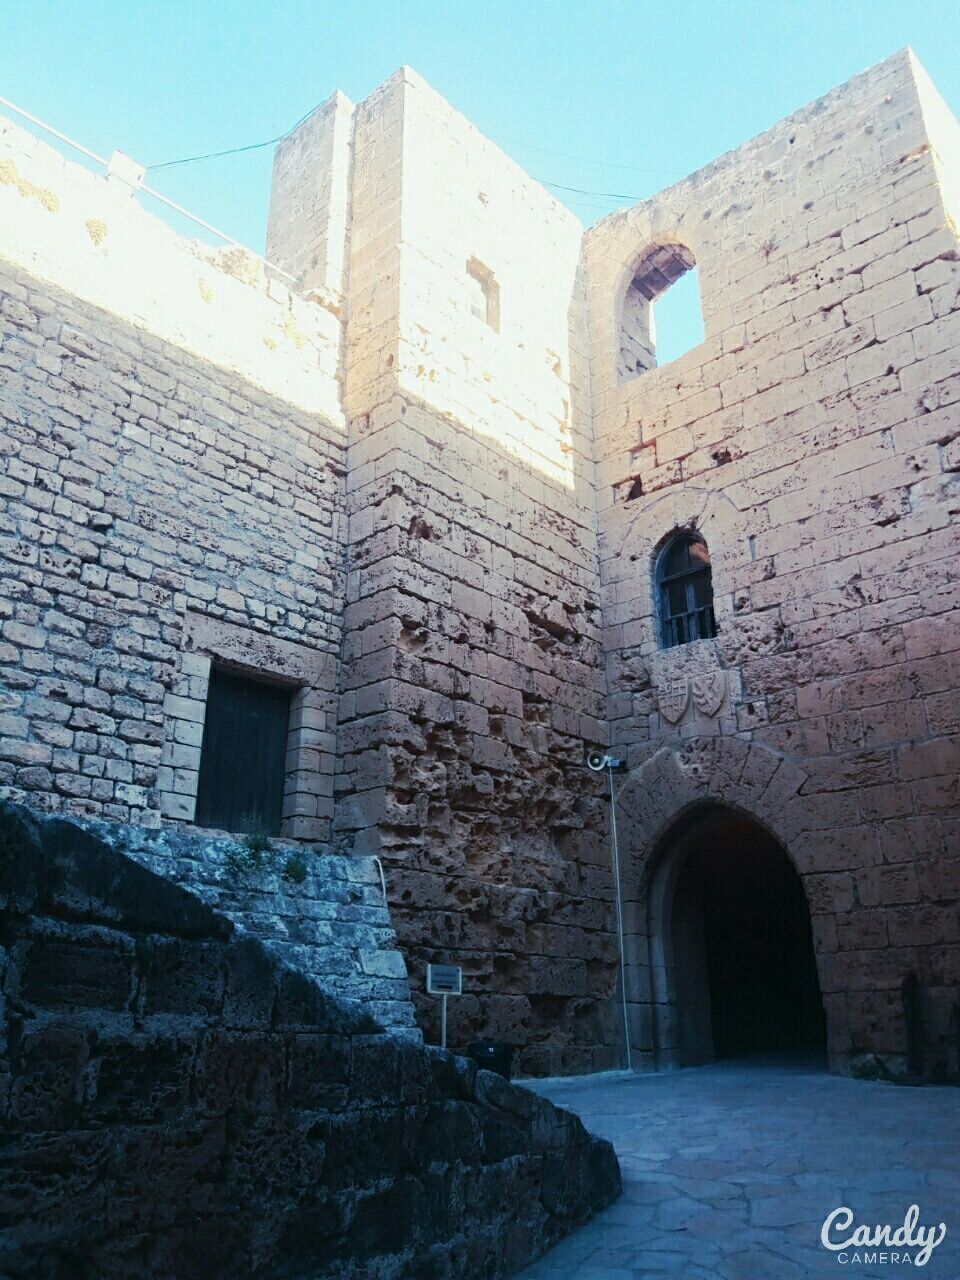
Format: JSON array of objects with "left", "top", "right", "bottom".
[{"left": 516, "top": 1059, "right": 960, "bottom": 1279}]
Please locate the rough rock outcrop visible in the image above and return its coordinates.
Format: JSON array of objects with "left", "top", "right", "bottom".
[{"left": 0, "top": 801, "right": 620, "bottom": 1278}]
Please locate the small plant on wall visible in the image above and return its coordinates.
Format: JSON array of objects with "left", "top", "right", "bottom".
[
  {"left": 282, "top": 853, "right": 308, "bottom": 884},
  {"left": 222, "top": 815, "right": 312, "bottom": 888},
  {"left": 224, "top": 814, "right": 274, "bottom": 876}
]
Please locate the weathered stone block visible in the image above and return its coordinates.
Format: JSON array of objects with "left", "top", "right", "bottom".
[{"left": 0, "top": 803, "right": 620, "bottom": 1275}]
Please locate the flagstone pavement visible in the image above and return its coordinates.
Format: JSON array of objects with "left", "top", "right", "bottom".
[{"left": 515, "top": 1059, "right": 960, "bottom": 1280}]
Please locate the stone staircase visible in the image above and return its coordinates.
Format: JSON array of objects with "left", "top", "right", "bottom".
[
  {"left": 1, "top": 798, "right": 620, "bottom": 1280},
  {"left": 72, "top": 817, "right": 421, "bottom": 1038}
]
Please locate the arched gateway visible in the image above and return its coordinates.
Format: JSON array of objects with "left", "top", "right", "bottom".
[
  {"left": 647, "top": 804, "right": 826, "bottom": 1065},
  {"left": 615, "top": 738, "right": 829, "bottom": 1070}
]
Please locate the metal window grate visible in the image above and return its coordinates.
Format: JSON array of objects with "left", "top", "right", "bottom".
[{"left": 657, "top": 533, "right": 717, "bottom": 649}]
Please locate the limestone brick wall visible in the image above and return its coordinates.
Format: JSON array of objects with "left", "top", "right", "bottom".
[
  {"left": 913, "top": 54, "right": 960, "bottom": 233},
  {"left": 586, "top": 49, "right": 960, "bottom": 1071},
  {"left": 265, "top": 88, "right": 355, "bottom": 306},
  {"left": 0, "top": 121, "right": 347, "bottom": 837},
  {"left": 1, "top": 47, "right": 957, "bottom": 1081},
  {"left": 394, "top": 69, "right": 589, "bottom": 490},
  {"left": 293, "top": 69, "right": 622, "bottom": 1074},
  {"left": 72, "top": 808, "right": 419, "bottom": 1034},
  {"left": 0, "top": 112, "right": 344, "bottom": 422}
]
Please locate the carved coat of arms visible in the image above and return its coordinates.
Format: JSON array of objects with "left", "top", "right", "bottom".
[
  {"left": 690, "top": 670, "right": 726, "bottom": 717},
  {"left": 657, "top": 677, "right": 690, "bottom": 724}
]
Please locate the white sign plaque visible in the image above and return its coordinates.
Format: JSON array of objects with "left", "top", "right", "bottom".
[
  {"left": 427, "top": 963, "right": 462, "bottom": 995},
  {"left": 427, "top": 963, "right": 462, "bottom": 1048}
]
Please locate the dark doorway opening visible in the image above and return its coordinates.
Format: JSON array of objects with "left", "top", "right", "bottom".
[
  {"left": 666, "top": 806, "right": 826, "bottom": 1062},
  {"left": 195, "top": 667, "right": 292, "bottom": 836}
]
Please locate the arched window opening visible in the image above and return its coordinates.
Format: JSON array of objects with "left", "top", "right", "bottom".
[
  {"left": 656, "top": 531, "right": 716, "bottom": 648},
  {"left": 618, "top": 243, "right": 703, "bottom": 383}
]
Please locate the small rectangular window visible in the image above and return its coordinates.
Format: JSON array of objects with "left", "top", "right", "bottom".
[
  {"left": 194, "top": 667, "right": 292, "bottom": 836},
  {"left": 466, "top": 257, "right": 500, "bottom": 332}
]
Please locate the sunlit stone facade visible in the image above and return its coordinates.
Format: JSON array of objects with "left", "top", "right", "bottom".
[{"left": 0, "top": 49, "right": 958, "bottom": 1075}]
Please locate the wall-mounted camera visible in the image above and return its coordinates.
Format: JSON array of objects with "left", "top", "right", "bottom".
[{"left": 586, "top": 751, "right": 624, "bottom": 772}]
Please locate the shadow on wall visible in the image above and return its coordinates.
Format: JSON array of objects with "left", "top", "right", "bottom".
[{"left": 0, "top": 800, "right": 620, "bottom": 1279}]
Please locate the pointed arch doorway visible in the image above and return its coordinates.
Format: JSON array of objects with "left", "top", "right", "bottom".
[{"left": 648, "top": 804, "right": 827, "bottom": 1066}]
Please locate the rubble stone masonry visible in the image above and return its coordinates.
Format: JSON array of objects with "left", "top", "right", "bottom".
[
  {"left": 1, "top": 800, "right": 619, "bottom": 1277},
  {"left": 0, "top": 49, "right": 958, "bottom": 1076}
]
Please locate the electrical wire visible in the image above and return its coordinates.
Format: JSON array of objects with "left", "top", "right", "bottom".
[
  {"left": 489, "top": 131, "right": 681, "bottom": 178},
  {"left": 536, "top": 177, "right": 646, "bottom": 202},
  {"left": 0, "top": 92, "right": 298, "bottom": 281},
  {"left": 148, "top": 104, "right": 677, "bottom": 203},
  {"left": 147, "top": 104, "right": 321, "bottom": 171}
]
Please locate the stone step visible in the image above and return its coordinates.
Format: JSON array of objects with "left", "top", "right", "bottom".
[{"left": 64, "top": 816, "right": 420, "bottom": 1035}]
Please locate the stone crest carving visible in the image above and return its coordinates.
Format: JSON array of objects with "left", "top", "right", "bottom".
[
  {"left": 657, "top": 678, "right": 690, "bottom": 724},
  {"left": 690, "top": 670, "right": 726, "bottom": 717},
  {"left": 656, "top": 669, "right": 727, "bottom": 723}
]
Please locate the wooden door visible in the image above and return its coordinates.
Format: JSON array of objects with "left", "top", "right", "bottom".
[{"left": 194, "top": 667, "right": 291, "bottom": 836}]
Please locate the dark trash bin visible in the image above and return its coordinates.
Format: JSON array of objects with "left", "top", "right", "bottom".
[{"left": 466, "top": 1041, "right": 514, "bottom": 1080}]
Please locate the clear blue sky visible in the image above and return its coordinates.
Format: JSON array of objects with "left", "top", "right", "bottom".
[{"left": 3, "top": 1, "right": 959, "bottom": 359}]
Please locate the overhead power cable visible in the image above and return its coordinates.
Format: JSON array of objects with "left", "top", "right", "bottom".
[
  {"left": 535, "top": 177, "right": 646, "bottom": 202},
  {"left": 148, "top": 104, "right": 322, "bottom": 171},
  {"left": 489, "top": 131, "right": 682, "bottom": 178},
  {"left": 148, "top": 104, "right": 678, "bottom": 203}
]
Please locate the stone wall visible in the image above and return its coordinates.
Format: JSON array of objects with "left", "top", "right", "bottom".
[
  {"left": 79, "top": 814, "right": 420, "bottom": 1034},
  {"left": 0, "top": 48, "right": 958, "bottom": 1079},
  {"left": 585, "top": 49, "right": 960, "bottom": 1072},
  {"left": 278, "top": 70, "right": 622, "bottom": 1075},
  {"left": 0, "top": 800, "right": 620, "bottom": 1277},
  {"left": 0, "top": 114, "right": 347, "bottom": 842},
  {"left": 0, "top": 83, "right": 625, "bottom": 1075}
]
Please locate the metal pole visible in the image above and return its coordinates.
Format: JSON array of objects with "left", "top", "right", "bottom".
[
  {"left": 441, "top": 993, "right": 448, "bottom": 1050},
  {"left": 608, "top": 764, "right": 633, "bottom": 1072},
  {"left": 372, "top": 856, "right": 388, "bottom": 905},
  {"left": 0, "top": 93, "right": 109, "bottom": 169}
]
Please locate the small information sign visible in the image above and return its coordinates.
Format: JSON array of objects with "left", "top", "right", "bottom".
[
  {"left": 427, "top": 963, "right": 462, "bottom": 995},
  {"left": 427, "top": 963, "right": 462, "bottom": 1047}
]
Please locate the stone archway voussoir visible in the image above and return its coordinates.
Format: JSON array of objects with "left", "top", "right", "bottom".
[{"left": 616, "top": 737, "right": 808, "bottom": 881}]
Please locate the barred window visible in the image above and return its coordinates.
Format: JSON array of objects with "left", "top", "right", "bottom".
[{"left": 656, "top": 532, "right": 716, "bottom": 649}]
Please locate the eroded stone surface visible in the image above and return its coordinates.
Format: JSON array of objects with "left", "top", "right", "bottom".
[
  {"left": 67, "top": 811, "right": 421, "bottom": 1032},
  {"left": 0, "top": 800, "right": 620, "bottom": 1277}
]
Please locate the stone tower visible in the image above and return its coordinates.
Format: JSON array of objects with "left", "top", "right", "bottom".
[
  {"left": 0, "top": 49, "right": 957, "bottom": 1075},
  {"left": 266, "top": 68, "right": 616, "bottom": 1071}
]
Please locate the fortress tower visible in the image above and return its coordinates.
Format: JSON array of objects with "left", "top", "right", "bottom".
[{"left": 0, "top": 49, "right": 957, "bottom": 1076}]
